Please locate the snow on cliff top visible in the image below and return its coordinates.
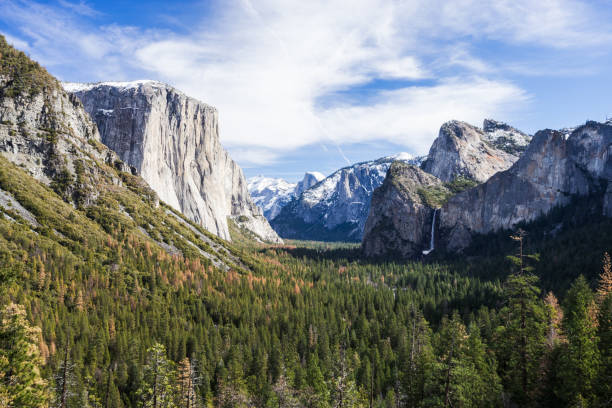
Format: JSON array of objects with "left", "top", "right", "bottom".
[
  {"left": 62, "top": 80, "right": 163, "bottom": 93},
  {"left": 304, "top": 171, "right": 325, "bottom": 181}
]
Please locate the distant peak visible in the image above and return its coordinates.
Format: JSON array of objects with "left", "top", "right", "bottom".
[
  {"left": 388, "top": 152, "right": 414, "bottom": 161},
  {"left": 303, "top": 171, "right": 325, "bottom": 181}
]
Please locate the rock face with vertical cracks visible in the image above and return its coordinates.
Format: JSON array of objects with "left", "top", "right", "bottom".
[
  {"left": 362, "top": 162, "right": 448, "bottom": 258},
  {"left": 440, "top": 121, "right": 612, "bottom": 251},
  {"left": 64, "top": 81, "right": 281, "bottom": 243},
  {"left": 362, "top": 119, "right": 529, "bottom": 258}
]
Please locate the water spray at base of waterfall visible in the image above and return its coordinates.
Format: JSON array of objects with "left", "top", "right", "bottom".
[{"left": 422, "top": 209, "right": 437, "bottom": 255}]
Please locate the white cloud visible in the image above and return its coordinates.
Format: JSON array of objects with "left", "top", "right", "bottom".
[
  {"left": 1, "top": 0, "right": 611, "bottom": 167},
  {"left": 57, "top": 0, "right": 100, "bottom": 17},
  {"left": 319, "top": 78, "right": 530, "bottom": 155}
]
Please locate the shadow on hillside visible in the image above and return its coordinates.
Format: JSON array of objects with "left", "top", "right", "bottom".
[{"left": 259, "top": 242, "right": 365, "bottom": 263}]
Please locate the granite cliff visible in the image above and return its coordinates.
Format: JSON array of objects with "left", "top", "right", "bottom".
[
  {"left": 64, "top": 81, "right": 281, "bottom": 243},
  {"left": 362, "top": 162, "right": 447, "bottom": 257},
  {"left": 364, "top": 119, "right": 612, "bottom": 258},
  {"left": 440, "top": 121, "right": 612, "bottom": 251},
  {"left": 0, "top": 36, "right": 248, "bottom": 268},
  {"left": 363, "top": 119, "right": 530, "bottom": 257},
  {"left": 421, "top": 119, "right": 529, "bottom": 183}
]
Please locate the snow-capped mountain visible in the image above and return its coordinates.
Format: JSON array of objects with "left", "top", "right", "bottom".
[
  {"left": 248, "top": 172, "right": 325, "bottom": 220},
  {"left": 271, "top": 153, "right": 425, "bottom": 242}
]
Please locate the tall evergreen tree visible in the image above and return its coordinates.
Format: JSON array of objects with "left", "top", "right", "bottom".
[
  {"left": 305, "top": 355, "right": 329, "bottom": 407},
  {"left": 177, "top": 357, "right": 201, "bottom": 408},
  {"left": 0, "top": 303, "right": 51, "bottom": 407},
  {"left": 556, "top": 276, "right": 600, "bottom": 406},
  {"left": 399, "top": 308, "right": 433, "bottom": 408},
  {"left": 495, "top": 273, "right": 546, "bottom": 406},
  {"left": 54, "top": 340, "right": 76, "bottom": 408},
  {"left": 329, "top": 347, "right": 363, "bottom": 408},
  {"left": 595, "top": 253, "right": 612, "bottom": 406},
  {"left": 137, "top": 343, "right": 177, "bottom": 408},
  {"left": 595, "top": 252, "right": 612, "bottom": 304},
  {"left": 596, "top": 291, "right": 612, "bottom": 406},
  {"left": 426, "top": 313, "right": 501, "bottom": 408}
]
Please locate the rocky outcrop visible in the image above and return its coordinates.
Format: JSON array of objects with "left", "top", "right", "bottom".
[
  {"left": 440, "top": 121, "right": 612, "bottom": 251},
  {"left": 362, "top": 162, "right": 447, "bottom": 257},
  {"left": 421, "top": 120, "right": 529, "bottom": 183},
  {"left": 248, "top": 171, "right": 325, "bottom": 221},
  {"left": 64, "top": 81, "right": 281, "bottom": 243},
  {"left": 362, "top": 119, "right": 532, "bottom": 258},
  {"left": 0, "top": 60, "right": 130, "bottom": 206},
  {"left": 271, "top": 153, "right": 425, "bottom": 242}
]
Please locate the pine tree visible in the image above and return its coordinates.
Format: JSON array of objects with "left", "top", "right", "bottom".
[
  {"left": 0, "top": 303, "right": 51, "bottom": 407},
  {"left": 540, "top": 291, "right": 565, "bottom": 407},
  {"left": 595, "top": 251, "right": 612, "bottom": 406},
  {"left": 305, "top": 355, "right": 329, "bottom": 407},
  {"left": 544, "top": 291, "right": 564, "bottom": 348},
  {"left": 216, "top": 349, "right": 252, "bottom": 408},
  {"left": 400, "top": 307, "right": 433, "bottom": 408},
  {"left": 137, "top": 343, "right": 177, "bottom": 408},
  {"left": 596, "top": 290, "right": 612, "bottom": 406},
  {"left": 0, "top": 355, "right": 13, "bottom": 407},
  {"left": 330, "top": 347, "right": 363, "bottom": 408},
  {"left": 272, "top": 370, "right": 302, "bottom": 408},
  {"left": 463, "top": 324, "right": 502, "bottom": 407},
  {"left": 556, "top": 276, "right": 600, "bottom": 406},
  {"left": 495, "top": 273, "right": 546, "bottom": 406},
  {"left": 426, "top": 313, "right": 501, "bottom": 408},
  {"left": 54, "top": 340, "right": 76, "bottom": 408}
]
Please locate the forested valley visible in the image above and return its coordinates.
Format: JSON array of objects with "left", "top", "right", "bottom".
[{"left": 1, "top": 158, "right": 611, "bottom": 407}]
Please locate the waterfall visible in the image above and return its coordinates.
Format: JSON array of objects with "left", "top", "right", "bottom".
[{"left": 422, "top": 209, "right": 437, "bottom": 255}]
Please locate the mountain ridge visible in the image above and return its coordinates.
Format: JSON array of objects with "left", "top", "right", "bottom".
[
  {"left": 271, "top": 153, "right": 425, "bottom": 241},
  {"left": 363, "top": 118, "right": 612, "bottom": 258},
  {"left": 248, "top": 171, "right": 325, "bottom": 220}
]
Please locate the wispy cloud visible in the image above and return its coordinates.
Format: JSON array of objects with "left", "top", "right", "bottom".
[
  {"left": 1, "top": 0, "right": 611, "bottom": 167},
  {"left": 57, "top": 0, "right": 101, "bottom": 17}
]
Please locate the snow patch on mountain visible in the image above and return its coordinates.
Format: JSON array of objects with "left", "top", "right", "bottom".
[
  {"left": 248, "top": 171, "right": 326, "bottom": 221},
  {"left": 271, "top": 153, "right": 426, "bottom": 241}
]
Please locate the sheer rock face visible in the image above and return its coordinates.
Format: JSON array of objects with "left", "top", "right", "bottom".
[
  {"left": 362, "top": 119, "right": 529, "bottom": 258},
  {"left": 421, "top": 120, "right": 528, "bottom": 183},
  {"left": 440, "top": 121, "right": 612, "bottom": 251},
  {"left": 65, "top": 81, "right": 281, "bottom": 243},
  {"left": 362, "top": 162, "right": 446, "bottom": 258}
]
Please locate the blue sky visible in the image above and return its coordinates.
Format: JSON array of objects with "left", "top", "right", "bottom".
[{"left": 2, "top": 0, "right": 612, "bottom": 181}]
